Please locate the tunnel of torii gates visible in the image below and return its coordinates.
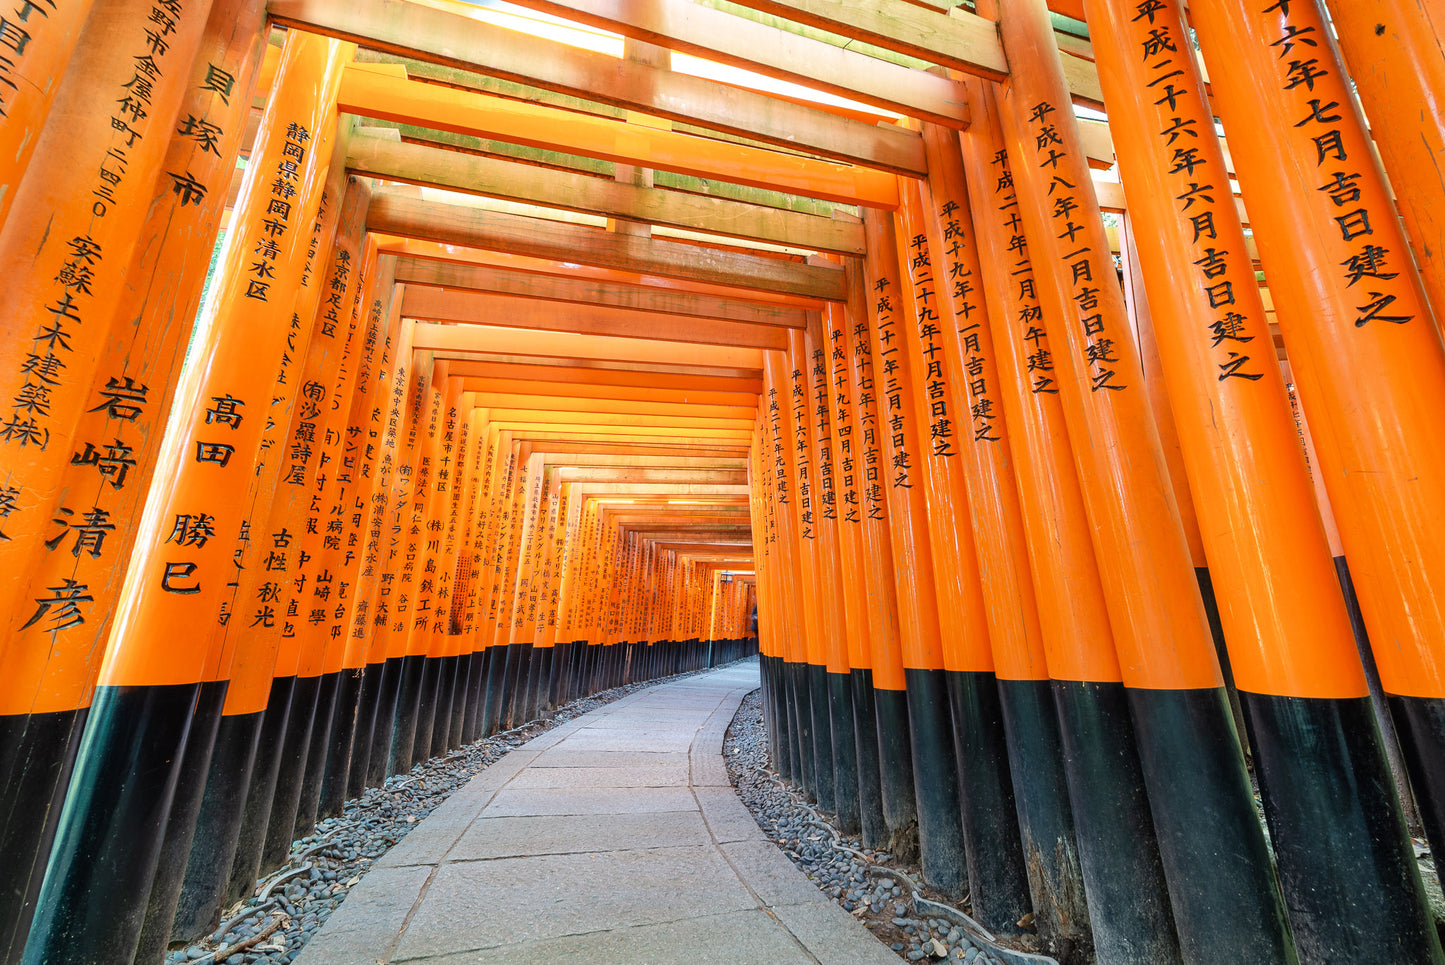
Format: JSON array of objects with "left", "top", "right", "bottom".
[{"left": 6, "top": 0, "right": 1445, "bottom": 963}]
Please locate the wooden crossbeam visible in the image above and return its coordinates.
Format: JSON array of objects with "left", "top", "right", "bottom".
[
  {"left": 502, "top": 0, "right": 969, "bottom": 126},
  {"left": 378, "top": 237, "right": 826, "bottom": 310},
  {"left": 462, "top": 376, "right": 757, "bottom": 407},
  {"left": 444, "top": 360, "right": 762, "bottom": 395},
  {"left": 463, "top": 392, "right": 756, "bottom": 421},
  {"left": 339, "top": 65, "right": 898, "bottom": 207},
  {"left": 348, "top": 135, "right": 866, "bottom": 254},
  {"left": 725, "top": 0, "right": 1004, "bottom": 76},
  {"left": 411, "top": 321, "right": 767, "bottom": 369},
  {"left": 482, "top": 409, "right": 755, "bottom": 430},
  {"left": 554, "top": 467, "right": 750, "bottom": 483},
  {"left": 394, "top": 257, "right": 806, "bottom": 328},
  {"left": 369, "top": 191, "right": 847, "bottom": 300},
  {"left": 267, "top": 0, "right": 928, "bottom": 175},
  {"left": 402, "top": 287, "right": 788, "bottom": 349}
]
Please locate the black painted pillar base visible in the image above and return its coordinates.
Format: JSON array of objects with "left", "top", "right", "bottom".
[
  {"left": 808, "top": 663, "right": 836, "bottom": 816},
  {"left": 787, "top": 661, "right": 815, "bottom": 801},
  {"left": 1051, "top": 680, "right": 1181, "bottom": 965},
  {"left": 765, "top": 657, "right": 790, "bottom": 783},
  {"left": 135, "top": 681, "right": 227, "bottom": 965},
  {"left": 409, "top": 657, "right": 440, "bottom": 767},
  {"left": 995, "top": 677, "right": 1090, "bottom": 956},
  {"left": 172, "top": 710, "right": 263, "bottom": 942},
  {"left": 21, "top": 683, "right": 200, "bottom": 965},
  {"left": 1246, "top": 692, "right": 1443, "bottom": 964},
  {"left": 447, "top": 652, "right": 471, "bottom": 751},
  {"left": 347, "top": 662, "right": 384, "bottom": 801},
  {"left": 903, "top": 668, "right": 967, "bottom": 899},
  {"left": 0, "top": 706, "right": 87, "bottom": 965},
  {"left": 459, "top": 652, "right": 484, "bottom": 745},
  {"left": 534, "top": 646, "right": 555, "bottom": 718},
  {"left": 849, "top": 668, "right": 887, "bottom": 850},
  {"left": 321, "top": 668, "right": 363, "bottom": 819},
  {"left": 518, "top": 646, "right": 541, "bottom": 724},
  {"left": 1392, "top": 694, "right": 1445, "bottom": 871},
  {"left": 827, "top": 671, "right": 860, "bottom": 836},
  {"left": 945, "top": 671, "right": 1033, "bottom": 936},
  {"left": 367, "top": 657, "right": 403, "bottom": 787},
  {"left": 227, "top": 677, "right": 295, "bottom": 905},
  {"left": 873, "top": 685, "right": 918, "bottom": 857},
  {"left": 482, "top": 645, "right": 506, "bottom": 737},
  {"left": 1127, "top": 686, "right": 1294, "bottom": 965},
  {"left": 262, "top": 674, "right": 321, "bottom": 873},
  {"left": 388, "top": 654, "right": 426, "bottom": 777},
  {"left": 293, "top": 672, "right": 339, "bottom": 839},
  {"left": 428, "top": 655, "right": 458, "bottom": 759}
]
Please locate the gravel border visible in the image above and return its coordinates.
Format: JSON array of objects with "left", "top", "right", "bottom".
[
  {"left": 165, "top": 664, "right": 732, "bottom": 965},
  {"left": 723, "top": 690, "right": 1050, "bottom": 965}
]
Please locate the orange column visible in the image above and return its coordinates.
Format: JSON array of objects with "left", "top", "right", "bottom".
[
  {"left": 1088, "top": 0, "right": 1439, "bottom": 957},
  {"left": 994, "top": 1, "right": 1292, "bottom": 960},
  {"left": 860, "top": 207, "right": 967, "bottom": 897},
  {"left": 805, "top": 315, "right": 862, "bottom": 834},
  {"left": 0, "top": 0, "right": 99, "bottom": 222},
  {"left": 0, "top": 0, "right": 218, "bottom": 624},
  {"left": 821, "top": 295, "right": 889, "bottom": 847},
  {"left": 956, "top": 75, "right": 1180, "bottom": 965},
  {"left": 1190, "top": 0, "right": 1445, "bottom": 942},
  {"left": 1323, "top": 0, "right": 1445, "bottom": 326},
  {"left": 19, "top": 30, "right": 348, "bottom": 965},
  {"left": 101, "top": 31, "right": 348, "bottom": 692},
  {"left": 0, "top": 0, "right": 268, "bottom": 716},
  {"left": 911, "top": 136, "right": 1093, "bottom": 945},
  {"left": 764, "top": 350, "right": 816, "bottom": 799},
  {"left": 839, "top": 254, "right": 916, "bottom": 843},
  {"left": 781, "top": 331, "right": 837, "bottom": 815}
]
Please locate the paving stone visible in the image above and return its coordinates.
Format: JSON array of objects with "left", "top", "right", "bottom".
[
  {"left": 695, "top": 786, "right": 764, "bottom": 844},
  {"left": 721, "top": 838, "right": 836, "bottom": 907},
  {"left": 481, "top": 785, "right": 699, "bottom": 817},
  {"left": 506, "top": 762, "right": 691, "bottom": 788},
  {"left": 529, "top": 749, "right": 691, "bottom": 769},
  {"left": 390, "top": 846, "right": 757, "bottom": 960},
  {"left": 450, "top": 811, "right": 711, "bottom": 859},
  {"left": 771, "top": 900, "right": 907, "bottom": 965},
  {"left": 402, "top": 909, "right": 814, "bottom": 965},
  {"left": 292, "top": 865, "right": 432, "bottom": 965},
  {"left": 291, "top": 663, "right": 898, "bottom": 965}
]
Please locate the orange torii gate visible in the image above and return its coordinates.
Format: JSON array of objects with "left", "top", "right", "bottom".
[{"left": 0, "top": 2, "right": 1443, "bottom": 964}]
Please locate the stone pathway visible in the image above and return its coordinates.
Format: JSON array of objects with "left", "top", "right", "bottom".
[{"left": 293, "top": 660, "right": 900, "bottom": 965}]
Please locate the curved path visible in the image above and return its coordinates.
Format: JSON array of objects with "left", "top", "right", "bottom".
[{"left": 294, "top": 660, "right": 898, "bottom": 965}]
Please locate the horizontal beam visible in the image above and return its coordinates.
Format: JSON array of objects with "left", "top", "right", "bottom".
[
  {"left": 338, "top": 64, "right": 899, "bottom": 208},
  {"left": 481, "top": 408, "right": 755, "bottom": 430},
  {"left": 466, "top": 377, "right": 757, "bottom": 408},
  {"left": 411, "top": 321, "right": 766, "bottom": 369},
  {"left": 490, "top": 421, "right": 754, "bottom": 440},
  {"left": 556, "top": 467, "right": 750, "bottom": 484},
  {"left": 727, "top": 0, "right": 1003, "bottom": 75},
  {"left": 550, "top": 455, "right": 747, "bottom": 468},
  {"left": 464, "top": 392, "right": 756, "bottom": 421},
  {"left": 445, "top": 360, "right": 762, "bottom": 395},
  {"left": 505, "top": 0, "right": 969, "bottom": 126},
  {"left": 349, "top": 136, "right": 866, "bottom": 254},
  {"left": 531, "top": 441, "right": 748, "bottom": 457},
  {"left": 266, "top": 0, "right": 929, "bottom": 175},
  {"left": 393, "top": 257, "right": 807, "bottom": 328},
  {"left": 377, "top": 237, "right": 826, "bottom": 310},
  {"left": 368, "top": 191, "right": 848, "bottom": 301},
  {"left": 403, "top": 287, "right": 788, "bottom": 349}
]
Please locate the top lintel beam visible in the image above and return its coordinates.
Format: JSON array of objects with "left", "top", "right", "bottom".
[{"left": 264, "top": 0, "right": 929, "bottom": 175}]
